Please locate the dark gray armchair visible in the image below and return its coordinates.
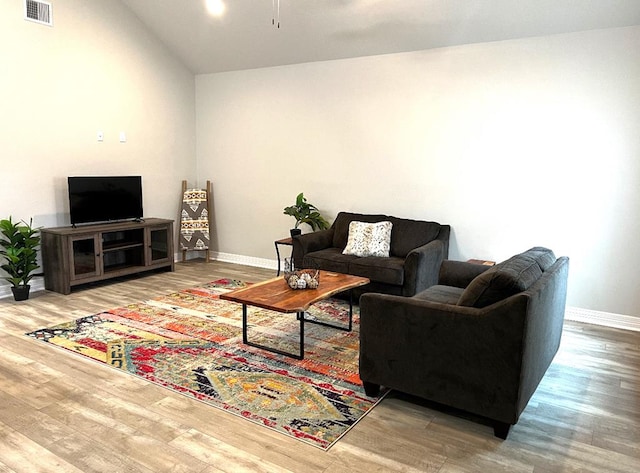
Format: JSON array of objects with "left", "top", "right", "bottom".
[{"left": 359, "top": 247, "right": 569, "bottom": 438}]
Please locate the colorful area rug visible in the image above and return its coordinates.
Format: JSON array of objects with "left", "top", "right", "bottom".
[{"left": 26, "top": 278, "right": 387, "bottom": 450}]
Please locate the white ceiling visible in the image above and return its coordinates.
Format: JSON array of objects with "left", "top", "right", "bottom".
[{"left": 120, "top": 0, "right": 640, "bottom": 74}]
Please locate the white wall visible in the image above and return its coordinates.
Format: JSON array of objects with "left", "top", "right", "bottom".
[
  {"left": 0, "top": 0, "right": 196, "bottom": 243},
  {"left": 2, "top": 1, "right": 638, "bottom": 318},
  {"left": 196, "top": 26, "right": 640, "bottom": 318}
]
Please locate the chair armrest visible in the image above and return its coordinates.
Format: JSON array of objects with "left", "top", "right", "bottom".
[
  {"left": 438, "top": 260, "right": 492, "bottom": 288},
  {"left": 359, "top": 292, "right": 528, "bottom": 421},
  {"left": 402, "top": 239, "right": 447, "bottom": 296},
  {"left": 292, "top": 229, "right": 333, "bottom": 267}
]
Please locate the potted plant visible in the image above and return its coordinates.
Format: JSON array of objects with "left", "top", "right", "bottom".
[
  {"left": 283, "top": 193, "right": 330, "bottom": 237},
  {"left": 0, "top": 217, "right": 41, "bottom": 301}
]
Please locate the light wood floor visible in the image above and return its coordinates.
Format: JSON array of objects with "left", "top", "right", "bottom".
[{"left": 1, "top": 260, "right": 639, "bottom": 472}]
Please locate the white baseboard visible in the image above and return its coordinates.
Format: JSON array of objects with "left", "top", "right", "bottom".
[
  {"left": 209, "top": 251, "right": 278, "bottom": 271},
  {"left": 564, "top": 306, "right": 640, "bottom": 332},
  {"left": 0, "top": 276, "right": 45, "bottom": 299},
  {"left": 210, "top": 254, "right": 640, "bottom": 333},
  {"left": 4, "top": 261, "right": 639, "bottom": 334}
]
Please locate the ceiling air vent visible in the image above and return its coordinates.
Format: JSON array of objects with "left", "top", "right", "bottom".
[{"left": 24, "top": 0, "right": 53, "bottom": 27}]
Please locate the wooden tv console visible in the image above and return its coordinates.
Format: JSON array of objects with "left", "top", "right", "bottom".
[{"left": 41, "top": 218, "right": 174, "bottom": 295}]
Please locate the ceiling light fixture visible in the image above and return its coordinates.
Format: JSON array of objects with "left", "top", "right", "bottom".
[
  {"left": 205, "top": 0, "right": 225, "bottom": 17},
  {"left": 272, "top": 0, "right": 280, "bottom": 28}
]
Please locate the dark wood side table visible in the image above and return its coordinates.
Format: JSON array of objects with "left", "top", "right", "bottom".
[
  {"left": 467, "top": 259, "right": 496, "bottom": 266},
  {"left": 274, "top": 237, "right": 293, "bottom": 275}
]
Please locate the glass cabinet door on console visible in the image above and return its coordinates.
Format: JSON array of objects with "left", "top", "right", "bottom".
[
  {"left": 147, "top": 226, "right": 171, "bottom": 264},
  {"left": 69, "top": 234, "right": 101, "bottom": 280}
]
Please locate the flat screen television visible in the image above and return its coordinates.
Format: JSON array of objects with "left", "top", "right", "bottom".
[{"left": 68, "top": 176, "right": 143, "bottom": 226}]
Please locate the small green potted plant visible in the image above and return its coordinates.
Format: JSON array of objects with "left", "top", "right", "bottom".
[
  {"left": 0, "top": 217, "right": 41, "bottom": 301},
  {"left": 283, "top": 192, "right": 330, "bottom": 237}
]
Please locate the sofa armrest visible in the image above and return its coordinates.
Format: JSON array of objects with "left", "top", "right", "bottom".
[
  {"left": 359, "top": 292, "right": 528, "bottom": 423},
  {"left": 402, "top": 239, "right": 447, "bottom": 296},
  {"left": 438, "top": 260, "right": 492, "bottom": 289},
  {"left": 292, "top": 229, "right": 334, "bottom": 267}
]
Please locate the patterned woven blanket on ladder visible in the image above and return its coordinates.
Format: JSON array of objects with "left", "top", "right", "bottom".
[{"left": 180, "top": 188, "right": 210, "bottom": 251}]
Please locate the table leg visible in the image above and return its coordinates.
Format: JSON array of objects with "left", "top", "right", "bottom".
[
  {"left": 275, "top": 241, "right": 282, "bottom": 276},
  {"left": 242, "top": 304, "right": 248, "bottom": 343},
  {"left": 348, "top": 290, "right": 354, "bottom": 331},
  {"left": 242, "top": 304, "right": 305, "bottom": 360},
  {"left": 303, "top": 289, "right": 354, "bottom": 332},
  {"left": 298, "top": 311, "right": 305, "bottom": 359}
]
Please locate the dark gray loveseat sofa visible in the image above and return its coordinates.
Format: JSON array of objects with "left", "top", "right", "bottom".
[
  {"left": 292, "top": 212, "right": 450, "bottom": 297},
  {"left": 359, "top": 247, "right": 569, "bottom": 438}
]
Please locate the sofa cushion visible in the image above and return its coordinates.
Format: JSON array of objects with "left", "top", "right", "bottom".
[
  {"left": 343, "top": 221, "right": 393, "bottom": 257},
  {"left": 303, "top": 248, "right": 358, "bottom": 274},
  {"left": 525, "top": 247, "right": 556, "bottom": 271},
  {"left": 414, "top": 285, "right": 464, "bottom": 304},
  {"left": 331, "top": 212, "right": 388, "bottom": 249},
  {"left": 388, "top": 217, "right": 443, "bottom": 258},
  {"left": 457, "top": 254, "right": 543, "bottom": 308},
  {"left": 348, "top": 256, "right": 405, "bottom": 286}
]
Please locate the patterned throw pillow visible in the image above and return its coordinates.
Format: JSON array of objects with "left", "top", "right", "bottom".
[{"left": 342, "top": 221, "right": 393, "bottom": 257}]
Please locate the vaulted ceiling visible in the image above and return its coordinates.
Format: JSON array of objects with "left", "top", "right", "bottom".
[{"left": 120, "top": 0, "right": 640, "bottom": 74}]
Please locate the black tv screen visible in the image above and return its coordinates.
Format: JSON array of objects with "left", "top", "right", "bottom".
[{"left": 68, "top": 176, "right": 143, "bottom": 225}]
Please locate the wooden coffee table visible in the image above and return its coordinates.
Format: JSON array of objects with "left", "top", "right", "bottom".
[{"left": 220, "top": 271, "right": 369, "bottom": 359}]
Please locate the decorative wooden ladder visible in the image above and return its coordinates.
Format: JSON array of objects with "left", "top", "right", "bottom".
[{"left": 179, "top": 180, "right": 212, "bottom": 262}]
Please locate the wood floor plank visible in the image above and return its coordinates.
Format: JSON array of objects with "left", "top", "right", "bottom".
[
  {"left": 44, "top": 431, "right": 158, "bottom": 473},
  {"left": 328, "top": 442, "right": 445, "bottom": 473},
  {"left": 1, "top": 260, "right": 640, "bottom": 472},
  {"left": 0, "top": 422, "right": 85, "bottom": 473},
  {"left": 38, "top": 399, "right": 209, "bottom": 472},
  {"left": 0, "top": 461, "right": 18, "bottom": 473},
  {"left": 169, "top": 428, "right": 294, "bottom": 473},
  {"left": 147, "top": 395, "right": 329, "bottom": 473}
]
